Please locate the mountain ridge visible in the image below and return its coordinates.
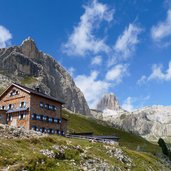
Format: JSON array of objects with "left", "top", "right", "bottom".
[
  {"left": 0, "top": 37, "right": 90, "bottom": 115},
  {"left": 93, "top": 93, "right": 171, "bottom": 142}
]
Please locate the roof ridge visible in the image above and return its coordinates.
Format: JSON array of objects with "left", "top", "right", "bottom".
[{"left": 11, "top": 83, "right": 65, "bottom": 104}]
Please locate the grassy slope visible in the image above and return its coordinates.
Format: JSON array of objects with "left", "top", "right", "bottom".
[
  {"left": 0, "top": 136, "right": 165, "bottom": 171},
  {"left": 0, "top": 110, "right": 167, "bottom": 171},
  {"left": 63, "top": 110, "right": 160, "bottom": 153},
  {"left": 20, "top": 76, "right": 37, "bottom": 85}
]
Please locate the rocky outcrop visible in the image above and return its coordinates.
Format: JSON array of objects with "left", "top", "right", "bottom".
[
  {"left": 96, "top": 93, "right": 121, "bottom": 111},
  {"left": 0, "top": 38, "right": 90, "bottom": 115},
  {"left": 0, "top": 124, "right": 46, "bottom": 139},
  {"left": 39, "top": 143, "right": 134, "bottom": 171},
  {"left": 91, "top": 93, "right": 127, "bottom": 119}
]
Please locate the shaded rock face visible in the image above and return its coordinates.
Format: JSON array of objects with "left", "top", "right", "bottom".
[
  {"left": 96, "top": 94, "right": 121, "bottom": 111},
  {"left": 0, "top": 38, "right": 90, "bottom": 115}
]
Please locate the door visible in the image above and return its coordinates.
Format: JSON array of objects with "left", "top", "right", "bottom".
[{"left": 11, "top": 118, "right": 17, "bottom": 127}]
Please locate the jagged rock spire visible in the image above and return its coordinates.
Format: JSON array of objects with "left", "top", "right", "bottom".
[
  {"left": 20, "top": 37, "right": 39, "bottom": 58},
  {"left": 96, "top": 93, "right": 121, "bottom": 111}
]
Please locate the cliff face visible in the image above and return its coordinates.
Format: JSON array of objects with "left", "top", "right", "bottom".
[
  {"left": 96, "top": 94, "right": 121, "bottom": 111},
  {"left": 0, "top": 37, "right": 90, "bottom": 115}
]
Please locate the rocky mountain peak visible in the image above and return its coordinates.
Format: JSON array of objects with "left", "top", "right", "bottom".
[
  {"left": 0, "top": 38, "right": 90, "bottom": 115},
  {"left": 96, "top": 93, "right": 121, "bottom": 111},
  {"left": 20, "top": 37, "right": 39, "bottom": 58}
]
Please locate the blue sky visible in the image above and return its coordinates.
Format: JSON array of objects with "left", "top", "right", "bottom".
[{"left": 1, "top": 0, "right": 171, "bottom": 110}]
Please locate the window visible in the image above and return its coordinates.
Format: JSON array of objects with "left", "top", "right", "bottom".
[
  {"left": 51, "top": 129, "right": 55, "bottom": 134},
  {"left": 39, "top": 128, "right": 43, "bottom": 133},
  {"left": 36, "top": 127, "right": 39, "bottom": 132},
  {"left": 40, "top": 102, "right": 44, "bottom": 108},
  {"left": 48, "top": 117, "right": 53, "bottom": 123},
  {"left": 47, "top": 129, "right": 51, "bottom": 134},
  {"left": 8, "top": 104, "right": 14, "bottom": 110},
  {"left": 44, "top": 128, "right": 47, "bottom": 133},
  {"left": 59, "top": 118, "right": 62, "bottom": 123},
  {"left": 52, "top": 105, "right": 56, "bottom": 111},
  {"left": 20, "top": 102, "right": 26, "bottom": 108},
  {"left": 54, "top": 118, "right": 58, "bottom": 123},
  {"left": 7, "top": 114, "right": 12, "bottom": 122},
  {"left": 48, "top": 105, "right": 53, "bottom": 110},
  {"left": 31, "top": 113, "right": 36, "bottom": 120},
  {"left": 18, "top": 112, "right": 26, "bottom": 120},
  {"left": 44, "top": 104, "right": 49, "bottom": 109},
  {"left": 36, "top": 114, "right": 42, "bottom": 121},
  {"left": 57, "top": 130, "right": 61, "bottom": 135},
  {"left": 61, "top": 131, "right": 65, "bottom": 136},
  {"left": 42, "top": 115, "right": 47, "bottom": 121},
  {"left": 31, "top": 126, "right": 36, "bottom": 131},
  {"left": 10, "top": 90, "right": 19, "bottom": 96}
]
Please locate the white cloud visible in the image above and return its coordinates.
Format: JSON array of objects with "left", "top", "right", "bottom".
[
  {"left": 122, "top": 95, "right": 150, "bottom": 112},
  {"left": 105, "top": 64, "right": 128, "bottom": 83},
  {"left": 137, "top": 75, "right": 147, "bottom": 85},
  {"left": 114, "top": 23, "right": 142, "bottom": 60},
  {"left": 122, "top": 97, "right": 134, "bottom": 112},
  {"left": 0, "top": 25, "right": 12, "bottom": 48},
  {"left": 74, "top": 71, "right": 110, "bottom": 108},
  {"left": 108, "top": 23, "right": 142, "bottom": 67},
  {"left": 148, "top": 61, "right": 171, "bottom": 81},
  {"left": 63, "top": 0, "right": 114, "bottom": 56},
  {"left": 137, "top": 61, "right": 171, "bottom": 84},
  {"left": 151, "top": 9, "right": 171, "bottom": 41},
  {"left": 91, "top": 55, "right": 102, "bottom": 65}
]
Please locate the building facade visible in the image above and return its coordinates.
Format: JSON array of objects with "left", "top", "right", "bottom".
[{"left": 0, "top": 83, "right": 67, "bottom": 135}]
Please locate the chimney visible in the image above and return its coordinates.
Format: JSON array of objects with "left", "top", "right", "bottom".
[{"left": 35, "top": 87, "right": 40, "bottom": 93}]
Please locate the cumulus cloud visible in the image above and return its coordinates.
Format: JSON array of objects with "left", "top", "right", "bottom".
[
  {"left": 105, "top": 64, "right": 128, "bottom": 83},
  {"left": 151, "top": 9, "right": 171, "bottom": 41},
  {"left": 0, "top": 25, "right": 12, "bottom": 48},
  {"left": 122, "top": 97, "right": 134, "bottom": 112},
  {"left": 91, "top": 55, "right": 102, "bottom": 65},
  {"left": 137, "top": 61, "right": 171, "bottom": 84},
  {"left": 74, "top": 71, "right": 110, "bottom": 108},
  {"left": 63, "top": 0, "right": 114, "bottom": 56}
]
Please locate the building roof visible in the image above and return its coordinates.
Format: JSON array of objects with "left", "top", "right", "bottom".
[
  {"left": 0, "top": 83, "right": 65, "bottom": 104},
  {"left": 6, "top": 107, "right": 29, "bottom": 114}
]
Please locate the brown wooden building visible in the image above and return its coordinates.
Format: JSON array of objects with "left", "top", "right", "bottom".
[{"left": 0, "top": 83, "right": 67, "bottom": 135}]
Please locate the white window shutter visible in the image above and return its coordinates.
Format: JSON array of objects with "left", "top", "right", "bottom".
[{"left": 23, "top": 112, "right": 26, "bottom": 118}]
